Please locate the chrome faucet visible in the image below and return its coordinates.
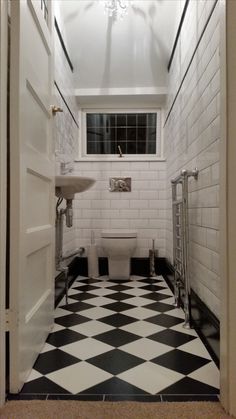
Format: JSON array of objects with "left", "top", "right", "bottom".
[{"left": 60, "top": 161, "right": 73, "bottom": 175}]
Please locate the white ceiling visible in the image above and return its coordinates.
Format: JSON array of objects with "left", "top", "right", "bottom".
[{"left": 56, "top": 0, "right": 183, "bottom": 104}]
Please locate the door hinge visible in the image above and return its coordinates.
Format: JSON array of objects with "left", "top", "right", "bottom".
[{"left": 5, "top": 309, "right": 11, "bottom": 332}]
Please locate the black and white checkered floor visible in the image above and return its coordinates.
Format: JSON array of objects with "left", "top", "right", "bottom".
[{"left": 20, "top": 275, "right": 219, "bottom": 400}]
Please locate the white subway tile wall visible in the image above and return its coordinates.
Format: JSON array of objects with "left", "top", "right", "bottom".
[
  {"left": 73, "top": 161, "right": 167, "bottom": 258},
  {"left": 164, "top": 1, "right": 220, "bottom": 317}
]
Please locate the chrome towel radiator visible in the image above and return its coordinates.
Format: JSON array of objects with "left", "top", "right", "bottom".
[{"left": 171, "top": 168, "right": 198, "bottom": 328}]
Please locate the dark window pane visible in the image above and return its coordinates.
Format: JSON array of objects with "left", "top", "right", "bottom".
[
  {"left": 138, "top": 114, "right": 147, "bottom": 126},
  {"left": 87, "top": 142, "right": 97, "bottom": 154},
  {"left": 127, "top": 114, "right": 137, "bottom": 126},
  {"left": 147, "top": 142, "right": 156, "bottom": 154},
  {"left": 137, "top": 127, "right": 146, "bottom": 141},
  {"left": 127, "top": 128, "right": 136, "bottom": 141},
  {"left": 147, "top": 113, "right": 156, "bottom": 126},
  {"left": 117, "top": 114, "right": 126, "bottom": 126},
  {"left": 117, "top": 128, "right": 126, "bottom": 141},
  {"left": 87, "top": 114, "right": 97, "bottom": 128},
  {"left": 127, "top": 142, "right": 137, "bottom": 154},
  {"left": 137, "top": 142, "right": 146, "bottom": 153}
]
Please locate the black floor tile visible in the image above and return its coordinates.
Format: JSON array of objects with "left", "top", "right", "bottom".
[
  {"left": 108, "top": 284, "right": 133, "bottom": 292},
  {"left": 7, "top": 394, "right": 47, "bottom": 400},
  {"left": 21, "top": 377, "right": 70, "bottom": 394},
  {"left": 140, "top": 284, "right": 167, "bottom": 292},
  {"left": 74, "top": 285, "right": 99, "bottom": 291},
  {"left": 87, "top": 349, "right": 144, "bottom": 375},
  {"left": 99, "top": 313, "right": 137, "bottom": 327},
  {"left": 107, "top": 292, "right": 134, "bottom": 301},
  {"left": 103, "top": 301, "right": 135, "bottom": 312},
  {"left": 60, "top": 301, "right": 93, "bottom": 313},
  {"left": 146, "top": 313, "right": 184, "bottom": 328},
  {"left": 139, "top": 278, "right": 164, "bottom": 284},
  {"left": 141, "top": 292, "right": 171, "bottom": 302},
  {"left": 48, "top": 394, "right": 103, "bottom": 401},
  {"left": 151, "top": 349, "right": 211, "bottom": 375},
  {"left": 46, "top": 329, "right": 86, "bottom": 347},
  {"left": 95, "top": 329, "right": 140, "bottom": 347},
  {"left": 33, "top": 349, "right": 79, "bottom": 374},
  {"left": 161, "top": 394, "right": 219, "bottom": 402},
  {"left": 55, "top": 313, "right": 90, "bottom": 327},
  {"left": 75, "top": 278, "right": 101, "bottom": 284},
  {"left": 69, "top": 293, "right": 97, "bottom": 302},
  {"left": 144, "top": 301, "right": 176, "bottom": 313},
  {"left": 148, "top": 329, "right": 196, "bottom": 347},
  {"left": 161, "top": 377, "right": 219, "bottom": 394},
  {"left": 105, "top": 395, "right": 162, "bottom": 401},
  {"left": 81, "top": 377, "right": 148, "bottom": 395}
]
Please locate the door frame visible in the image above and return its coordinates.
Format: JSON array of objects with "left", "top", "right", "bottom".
[
  {"left": 220, "top": 0, "right": 236, "bottom": 416},
  {"left": 0, "top": 0, "right": 8, "bottom": 408}
]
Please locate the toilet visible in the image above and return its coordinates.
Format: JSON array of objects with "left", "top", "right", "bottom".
[{"left": 101, "top": 230, "right": 137, "bottom": 280}]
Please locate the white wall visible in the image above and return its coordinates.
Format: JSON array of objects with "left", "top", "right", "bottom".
[
  {"left": 73, "top": 160, "right": 166, "bottom": 258},
  {"left": 164, "top": 0, "right": 220, "bottom": 317}
]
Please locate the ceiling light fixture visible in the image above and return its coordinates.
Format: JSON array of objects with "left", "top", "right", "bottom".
[{"left": 103, "top": 0, "right": 130, "bottom": 20}]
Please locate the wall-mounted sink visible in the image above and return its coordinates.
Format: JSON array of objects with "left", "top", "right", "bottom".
[{"left": 55, "top": 175, "right": 95, "bottom": 200}]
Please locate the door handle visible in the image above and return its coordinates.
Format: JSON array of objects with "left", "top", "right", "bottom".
[{"left": 51, "top": 106, "right": 63, "bottom": 115}]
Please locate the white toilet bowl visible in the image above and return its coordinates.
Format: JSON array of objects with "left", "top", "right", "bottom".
[{"left": 101, "top": 230, "right": 137, "bottom": 280}]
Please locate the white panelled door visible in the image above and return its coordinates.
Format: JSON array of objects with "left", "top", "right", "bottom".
[{"left": 10, "top": 0, "right": 55, "bottom": 392}]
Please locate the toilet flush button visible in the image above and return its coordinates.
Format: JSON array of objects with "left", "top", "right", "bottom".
[{"left": 109, "top": 177, "right": 131, "bottom": 192}]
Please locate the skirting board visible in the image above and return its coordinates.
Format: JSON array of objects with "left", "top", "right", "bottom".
[{"left": 55, "top": 256, "right": 220, "bottom": 366}]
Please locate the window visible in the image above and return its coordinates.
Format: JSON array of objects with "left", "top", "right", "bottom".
[{"left": 80, "top": 110, "right": 162, "bottom": 160}]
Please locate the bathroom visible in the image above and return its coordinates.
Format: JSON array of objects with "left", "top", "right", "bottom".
[{"left": 1, "top": 0, "right": 236, "bottom": 415}]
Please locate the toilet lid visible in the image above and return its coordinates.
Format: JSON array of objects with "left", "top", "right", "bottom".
[{"left": 101, "top": 229, "right": 137, "bottom": 238}]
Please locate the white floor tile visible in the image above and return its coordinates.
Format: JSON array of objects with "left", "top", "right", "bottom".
[
  {"left": 158, "top": 288, "right": 173, "bottom": 296},
  {"left": 120, "top": 337, "right": 173, "bottom": 360},
  {"left": 188, "top": 361, "right": 220, "bottom": 389},
  {"left": 85, "top": 296, "right": 115, "bottom": 306},
  {"left": 69, "top": 320, "right": 115, "bottom": 337},
  {"left": 170, "top": 323, "right": 198, "bottom": 337},
  {"left": 124, "top": 296, "right": 155, "bottom": 307},
  {"left": 166, "top": 308, "right": 185, "bottom": 319},
  {"left": 59, "top": 297, "right": 77, "bottom": 306},
  {"left": 178, "top": 339, "right": 212, "bottom": 360},
  {"left": 120, "top": 321, "right": 165, "bottom": 337},
  {"left": 90, "top": 288, "right": 115, "bottom": 296},
  {"left": 118, "top": 362, "right": 183, "bottom": 394},
  {"left": 40, "top": 343, "right": 55, "bottom": 353},
  {"left": 68, "top": 288, "right": 83, "bottom": 296},
  {"left": 122, "top": 288, "right": 150, "bottom": 297},
  {"left": 122, "top": 307, "right": 158, "bottom": 320},
  {"left": 51, "top": 323, "right": 65, "bottom": 333},
  {"left": 54, "top": 308, "right": 71, "bottom": 318},
  {"left": 80, "top": 307, "right": 115, "bottom": 320},
  {"left": 124, "top": 281, "right": 149, "bottom": 288},
  {"left": 26, "top": 369, "right": 43, "bottom": 382},
  {"left": 47, "top": 361, "right": 111, "bottom": 394},
  {"left": 61, "top": 338, "right": 113, "bottom": 360},
  {"left": 159, "top": 296, "right": 175, "bottom": 305}
]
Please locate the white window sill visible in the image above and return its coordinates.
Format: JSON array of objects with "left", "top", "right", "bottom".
[{"left": 75, "top": 156, "right": 166, "bottom": 162}]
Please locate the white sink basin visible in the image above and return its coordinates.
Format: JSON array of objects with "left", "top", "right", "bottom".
[{"left": 55, "top": 175, "right": 95, "bottom": 199}]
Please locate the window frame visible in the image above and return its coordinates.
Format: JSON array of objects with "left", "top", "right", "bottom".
[{"left": 76, "top": 108, "right": 165, "bottom": 162}]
